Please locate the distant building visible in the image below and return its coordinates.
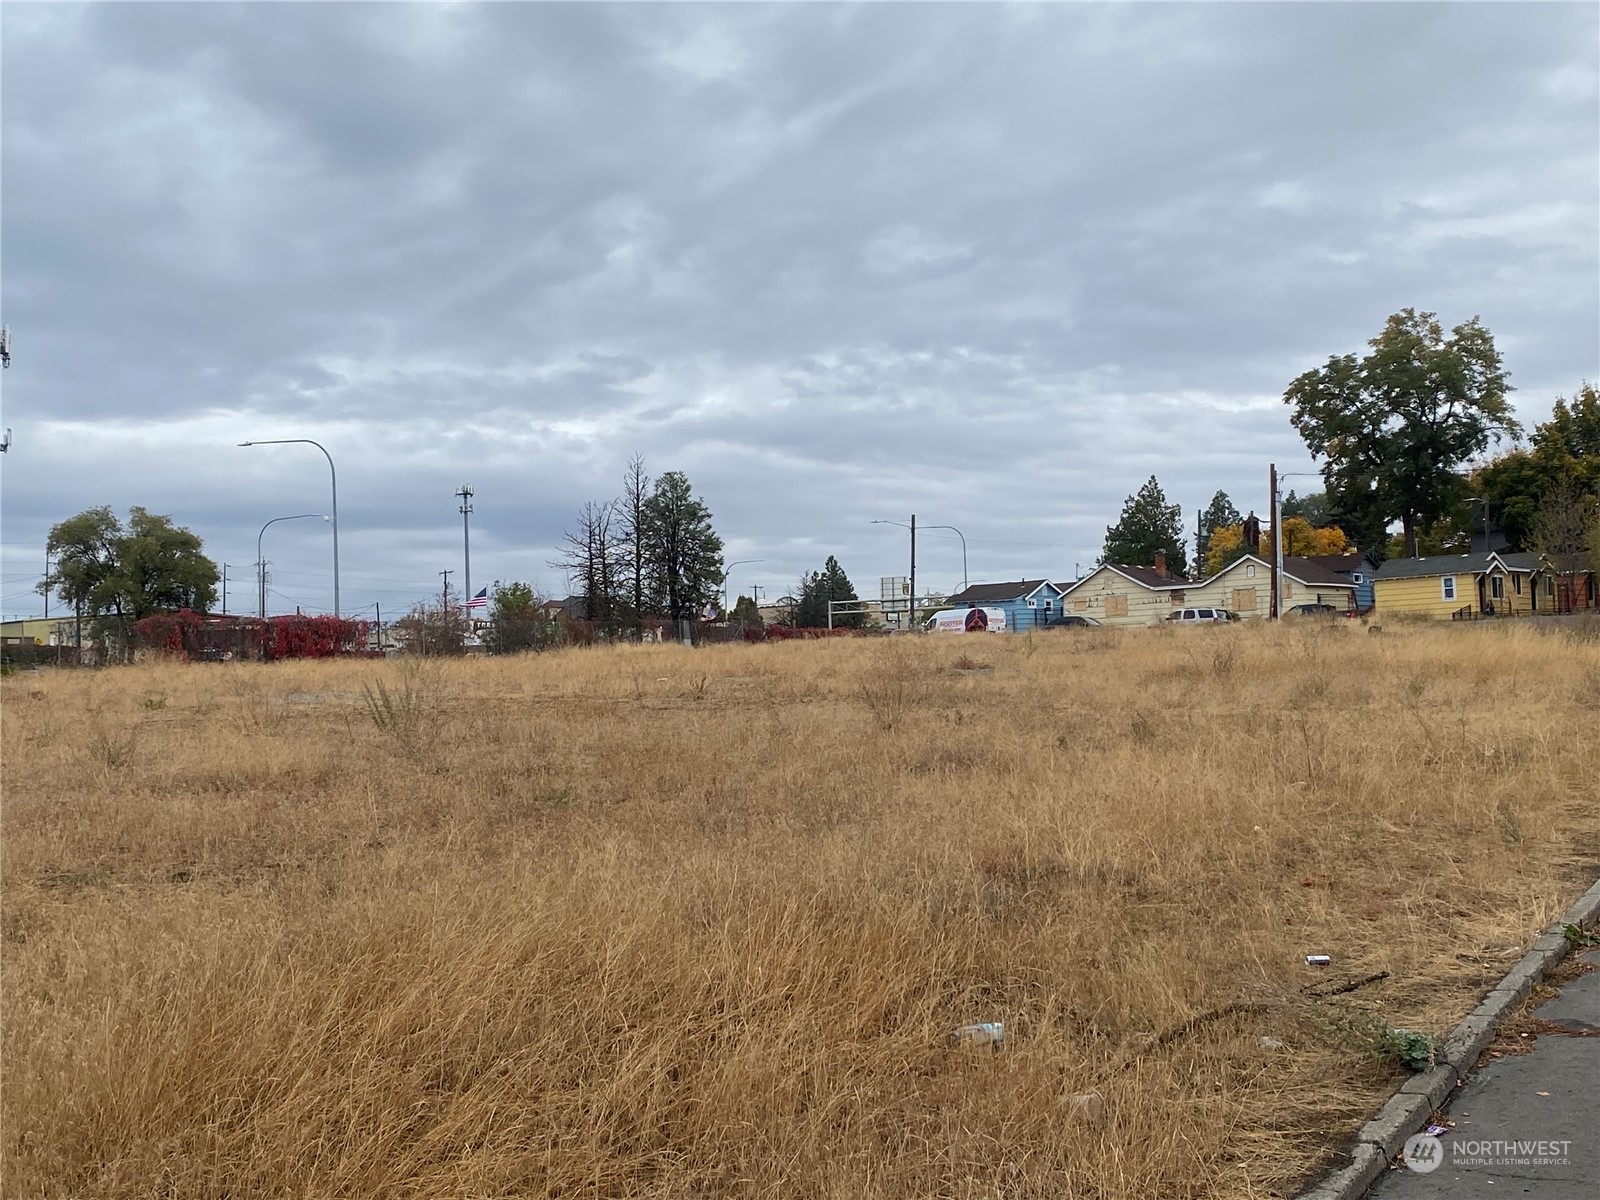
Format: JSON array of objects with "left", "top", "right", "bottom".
[
  {"left": 942, "top": 579, "right": 1067, "bottom": 633},
  {"left": 1058, "top": 553, "right": 1193, "bottom": 627}
]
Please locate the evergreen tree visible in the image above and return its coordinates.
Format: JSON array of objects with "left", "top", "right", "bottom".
[
  {"left": 820, "top": 556, "right": 864, "bottom": 628},
  {"left": 1101, "top": 476, "right": 1188, "bottom": 576},
  {"left": 642, "top": 471, "right": 724, "bottom": 620},
  {"left": 790, "top": 571, "right": 825, "bottom": 627},
  {"left": 1196, "top": 491, "right": 1240, "bottom": 568},
  {"left": 1279, "top": 490, "right": 1334, "bottom": 528},
  {"left": 729, "top": 595, "right": 763, "bottom": 627}
]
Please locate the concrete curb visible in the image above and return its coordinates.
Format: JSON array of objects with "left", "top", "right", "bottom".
[{"left": 1291, "top": 875, "right": 1600, "bottom": 1200}]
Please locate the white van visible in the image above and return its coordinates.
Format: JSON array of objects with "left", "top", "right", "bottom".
[{"left": 924, "top": 607, "right": 1009, "bottom": 634}]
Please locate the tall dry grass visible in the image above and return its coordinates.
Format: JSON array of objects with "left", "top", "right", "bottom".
[{"left": 3, "top": 622, "right": 1597, "bottom": 1198}]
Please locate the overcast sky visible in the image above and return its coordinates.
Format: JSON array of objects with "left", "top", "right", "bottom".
[{"left": 3, "top": 1, "right": 1596, "bottom": 619}]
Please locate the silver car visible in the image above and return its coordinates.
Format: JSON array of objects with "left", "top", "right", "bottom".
[{"left": 1164, "top": 607, "right": 1232, "bottom": 624}]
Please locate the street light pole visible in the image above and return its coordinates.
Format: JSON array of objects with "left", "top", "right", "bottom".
[
  {"left": 257, "top": 514, "right": 328, "bottom": 623},
  {"left": 919, "top": 525, "right": 967, "bottom": 590},
  {"left": 239, "top": 438, "right": 340, "bottom": 617},
  {"left": 723, "top": 559, "right": 766, "bottom": 613},
  {"left": 456, "top": 484, "right": 474, "bottom": 605}
]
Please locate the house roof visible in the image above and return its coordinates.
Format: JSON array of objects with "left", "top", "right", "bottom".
[
  {"left": 1373, "top": 552, "right": 1543, "bottom": 581},
  {"left": 1282, "top": 556, "right": 1359, "bottom": 588},
  {"left": 1295, "top": 553, "right": 1378, "bottom": 576},
  {"left": 1060, "top": 563, "right": 1193, "bottom": 594},
  {"left": 946, "top": 579, "right": 1059, "bottom": 605}
]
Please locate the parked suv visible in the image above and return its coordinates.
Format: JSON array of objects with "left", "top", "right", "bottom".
[{"left": 1165, "top": 607, "right": 1231, "bottom": 624}]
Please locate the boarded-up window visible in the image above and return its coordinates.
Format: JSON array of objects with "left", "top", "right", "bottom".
[
  {"left": 1233, "top": 588, "right": 1257, "bottom": 612},
  {"left": 1104, "top": 594, "right": 1129, "bottom": 618},
  {"left": 1170, "top": 590, "right": 1186, "bottom": 605},
  {"left": 1072, "top": 597, "right": 1088, "bottom": 612}
]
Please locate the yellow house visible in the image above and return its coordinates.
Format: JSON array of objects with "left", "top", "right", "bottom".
[
  {"left": 1371, "top": 552, "right": 1549, "bottom": 619},
  {"left": 1058, "top": 555, "right": 1192, "bottom": 626}
]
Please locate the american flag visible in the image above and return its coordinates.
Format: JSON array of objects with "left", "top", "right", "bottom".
[{"left": 465, "top": 587, "right": 489, "bottom": 610}]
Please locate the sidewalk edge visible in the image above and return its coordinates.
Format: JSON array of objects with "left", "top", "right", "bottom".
[{"left": 1289, "top": 875, "right": 1600, "bottom": 1200}]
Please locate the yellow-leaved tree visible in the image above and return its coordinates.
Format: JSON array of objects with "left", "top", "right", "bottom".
[{"left": 1204, "top": 517, "right": 1350, "bottom": 576}]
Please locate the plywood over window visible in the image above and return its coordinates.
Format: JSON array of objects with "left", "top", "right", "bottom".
[
  {"left": 1072, "top": 596, "right": 1088, "bottom": 612},
  {"left": 1233, "top": 588, "right": 1257, "bottom": 612},
  {"left": 1104, "top": 594, "right": 1129, "bottom": 618}
]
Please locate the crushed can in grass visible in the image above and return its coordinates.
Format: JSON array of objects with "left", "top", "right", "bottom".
[
  {"left": 949, "top": 1022, "right": 1005, "bottom": 1050},
  {"left": 1305, "top": 954, "right": 1332, "bottom": 967}
]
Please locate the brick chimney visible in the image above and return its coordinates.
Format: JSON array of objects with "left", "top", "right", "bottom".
[{"left": 1154, "top": 550, "right": 1168, "bottom": 578}]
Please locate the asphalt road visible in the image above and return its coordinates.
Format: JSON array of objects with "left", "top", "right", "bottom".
[{"left": 1368, "top": 948, "right": 1600, "bottom": 1199}]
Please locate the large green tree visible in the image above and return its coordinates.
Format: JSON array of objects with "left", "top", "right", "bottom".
[
  {"left": 1285, "top": 309, "right": 1518, "bottom": 559},
  {"left": 1101, "top": 475, "right": 1188, "bottom": 576},
  {"left": 1196, "top": 491, "right": 1240, "bottom": 569},
  {"left": 42, "top": 506, "right": 218, "bottom": 645},
  {"left": 1458, "top": 384, "right": 1600, "bottom": 553},
  {"left": 642, "top": 471, "right": 724, "bottom": 620}
]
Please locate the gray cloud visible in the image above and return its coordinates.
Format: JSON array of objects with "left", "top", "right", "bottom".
[{"left": 3, "top": 1, "right": 1596, "bottom": 616}]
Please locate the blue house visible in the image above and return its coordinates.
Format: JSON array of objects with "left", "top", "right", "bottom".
[
  {"left": 943, "top": 579, "right": 1067, "bottom": 633},
  {"left": 1294, "top": 553, "right": 1380, "bottom": 613}
]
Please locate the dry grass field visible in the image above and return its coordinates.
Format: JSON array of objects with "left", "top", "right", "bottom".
[{"left": 4, "top": 621, "right": 1598, "bottom": 1198}]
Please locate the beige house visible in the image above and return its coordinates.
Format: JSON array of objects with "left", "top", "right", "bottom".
[
  {"left": 1058, "top": 554, "right": 1192, "bottom": 626},
  {"left": 1184, "top": 555, "right": 1358, "bottom": 618},
  {"left": 1060, "top": 553, "right": 1360, "bottom": 626}
]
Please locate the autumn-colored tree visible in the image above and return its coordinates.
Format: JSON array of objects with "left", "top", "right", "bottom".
[{"left": 1204, "top": 517, "right": 1350, "bottom": 575}]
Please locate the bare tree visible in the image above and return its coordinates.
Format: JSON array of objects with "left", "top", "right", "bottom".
[
  {"left": 619, "top": 455, "right": 651, "bottom": 634},
  {"left": 1530, "top": 480, "right": 1598, "bottom": 613},
  {"left": 553, "top": 500, "right": 625, "bottom": 631}
]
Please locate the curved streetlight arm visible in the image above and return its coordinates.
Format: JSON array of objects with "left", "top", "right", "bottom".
[
  {"left": 919, "top": 525, "right": 968, "bottom": 591},
  {"left": 873, "top": 519, "right": 967, "bottom": 591},
  {"left": 240, "top": 438, "right": 340, "bottom": 617},
  {"left": 255, "top": 513, "right": 329, "bottom": 621},
  {"left": 723, "top": 559, "right": 765, "bottom": 611}
]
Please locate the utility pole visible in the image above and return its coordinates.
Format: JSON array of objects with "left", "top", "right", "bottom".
[
  {"left": 909, "top": 513, "right": 917, "bottom": 632},
  {"left": 440, "top": 569, "right": 453, "bottom": 609},
  {"left": 456, "top": 484, "right": 474, "bottom": 605},
  {"left": 43, "top": 556, "right": 50, "bottom": 620},
  {"left": 221, "top": 563, "right": 232, "bottom": 616},
  {"left": 1269, "top": 462, "right": 1281, "bottom": 619}
]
